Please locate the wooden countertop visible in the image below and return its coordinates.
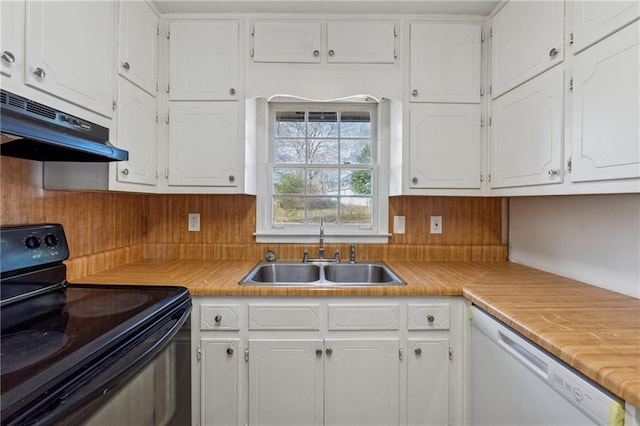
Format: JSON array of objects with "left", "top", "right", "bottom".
[{"left": 76, "top": 259, "right": 640, "bottom": 408}]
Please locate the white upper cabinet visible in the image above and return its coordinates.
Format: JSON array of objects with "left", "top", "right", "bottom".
[
  {"left": 24, "top": 1, "right": 115, "bottom": 117},
  {"left": 491, "top": 1, "right": 564, "bottom": 99},
  {"left": 489, "top": 65, "right": 564, "bottom": 188},
  {"left": 409, "top": 104, "right": 482, "bottom": 189},
  {"left": 571, "top": 0, "right": 640, "bottom": 53},
  {"left": 252, "top": 22, "right": 322, "bottom": 63},
  {"left": 410, "top": 22, "right": 482, "bottom": 103},
  {"left": 251, "top": 21, "right": 396, "bottom": 64},
  {"left": 167, "top": 102, "right": 239, "bottom": 187},
  {"left": 326, "top": 22, "right": 396, "bottom": 64},
  {"left": 1, "top": 0, "right": 24, "bottom": 86},
  {"left": 115, "top": 78, "right": 158, "bottom": 187},
  {"left": 169, "top": 20, "right": 239, "bottom": 100},
  {"left": 118, "top": 0, "right": 159, "bottom": 96},
  {"left": 571, "top": 20, "right": 640, "bottom": 182}
]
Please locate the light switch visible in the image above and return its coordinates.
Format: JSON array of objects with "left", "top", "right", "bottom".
[{"left": 430, "top": 216, "right": 442, "bottom": 234}]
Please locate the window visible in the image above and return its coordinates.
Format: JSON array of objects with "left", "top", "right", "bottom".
[{"left": 256, "top": 99, "right": 389, "bottom": 243}]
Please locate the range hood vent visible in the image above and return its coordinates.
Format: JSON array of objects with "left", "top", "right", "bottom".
[{"left": 0, "top": 90, "right": 128, "bottom": 162}]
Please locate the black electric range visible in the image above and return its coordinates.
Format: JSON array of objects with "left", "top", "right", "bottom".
[{"left": 0, "top": 224, "right": 191, "bottom": 425}]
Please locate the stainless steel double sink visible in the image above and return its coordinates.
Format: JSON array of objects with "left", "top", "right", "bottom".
[{"left": 240, "top": 260, "right": 405, "bottom": 287}]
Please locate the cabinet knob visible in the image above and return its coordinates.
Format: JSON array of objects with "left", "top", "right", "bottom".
[
  {"left": 411, "top": 89, "right": 419, "bottom": 97},
  {"left": 1, "top": 51, "right": 15, "bottom": 64},
  {"left": 328, "top": 49, "right": 335, "bottom": 56},
  {"left": 412, "top": 177, "right": 418, "bottom": 184},
  {"left": 315, "top": 349, "right": 322, "bottom": 357},
  {"left": 313, "top": 50, "right": 320, "bottom": 57},
  {"left": 214, "top": 315, "right": 222, "bottom": 323},
  {"left": 415, "top": 347, "right": 422, "bottom": 356},
  {"left": 549, "top": 48, "right": 559, "bottom": 58},
  {"left": 427, "top": 314, "right": 435, "bottom": 323},
  {"left": 121, "top": 168, "right": 129, "bottom": 176},
  {"left": 226, "top": 347, "right": 234, "bottom": 355},
  {"left": 229, "top": 88, "right": 236, "bottom": 95},
  {"left": 228, "top": 175, "right": 235, "bottom": 183},
  {"left": 33, "top": 67, "right": 46, "bottom": 78},
  {"left": 326, "top": 348, "right": 333, "bottom": 356},
  {"left": 122, "top": 61, "right": 130, "bottom": 70},
  {"left": 548, "top": 169, "right": 559, "bottom": 176}
]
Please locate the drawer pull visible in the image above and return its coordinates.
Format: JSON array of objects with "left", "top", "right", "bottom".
[
  {"left": 316, "top": 349, "right": 322, "bottom": 357},
  {"left": 326, "top": 348, "right": 333, "bottom": 356},
  {"left": 427, "top": 314, "right": 435, "bottom": 323},
  {"left": 226, "top": 347, "right": 234, "bottom": 355},
  {"left": 214, "top": 315, "right": 222, "bottom": 323},
  {"left": 415, "top": 347, "right": 422, "bottom": 355}
]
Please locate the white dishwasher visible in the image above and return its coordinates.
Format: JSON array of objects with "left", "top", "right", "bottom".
[{"left": 471, "top": 306, "right": 625, "bottom": 426}]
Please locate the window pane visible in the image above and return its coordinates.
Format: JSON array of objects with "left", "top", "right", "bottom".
[
  {"left": 275, "top": 111, "right": 306, "bottom": 137},
  {"left": 340, "top": 197, "right": 372, "bottom": 224},
  {"left": 273, "top": 196, "right": 305, "bottom": 223},
  {"left": 308, "top": 139, "right": 338, "bottom": 164},
  {"left": 307, "top": 169, "right": 339, "bottom": 195},
  {"left": 274, "top": 139, "right": 306, "bottom": 163},
  {"left": 340, "top": 140, "right": 371, "bottom": 164},
  {"left": 308, "top": 112, "right": 338, "bottom": 137},
  {"left": 273, "top": 169, "right": 304, "bottom": 195},
  {"left": 342, "top": 169, "right": 372, "bottom": 195},
  {"left": 340, "top": 111, "right": 371, "bottom": 137},
  {"left": 307, "top": 197, "right": 338, "bottom": 223}
]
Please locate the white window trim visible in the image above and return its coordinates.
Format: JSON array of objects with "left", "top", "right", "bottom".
[{"left": 254, "top": 95, "right": 390, "bottom": 244}]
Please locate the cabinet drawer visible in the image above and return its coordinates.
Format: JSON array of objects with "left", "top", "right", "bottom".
[
  {"left": 328, "top": 304, "right": 399, "bottom": 330},
  {"left": 408, "top": 304, "right": 450, "bottom": 330},
  {"left": 201, "top": 304, "right": 240, "bottom": 330},
  {"left": 249, "top": 304, "right": 320, "bottom": 330}
]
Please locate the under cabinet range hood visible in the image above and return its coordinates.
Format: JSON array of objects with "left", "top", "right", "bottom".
[{"left": 0, "top": 90, "right": 128, "bottom": 162}]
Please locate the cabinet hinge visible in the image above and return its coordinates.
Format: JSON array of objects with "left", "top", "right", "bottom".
[
  {"left": 480, "top": 174, "right": 485, "bottom": 182},
  {"left": 156, "top": 113, "right": 159, "bottom": 124},
  {"left": 165, "top": 113, "right": 170, "bottom": 124},
  {"left": 399, "top": 347, "right": 404, "bottom": 361},
  {"left": 197, "top": 345, "right": 202, "bottom": 361},
  {"left": 394, "top": 26, "right": 398, "bottom": 37},
  {"left": 156, "top": 81, "right": 159, "bottom": 92},
  {"left": 164, "top": 168, "right": 169, "bottom": 179},
  {"left": 155, "top": 170, "right": 159, "bottom": 179},
  {"left": 250, "top": 48, "right": 255, "bottom": 58},
  {"left": 166, "top": 83, "right": 170, "bottom": 93},
  {"left": 157, "top": 26, "right": 160, "bottom": 36},
  {"left": 480, "top": 115, "right": 485, "bottom": 127},
  {"left": 488, "top": 117, "right": 492, "bottom": 126},
  {"left": 488, "top": 173, "right": 492, "bottom": 182},
  {"left": 489, "top": 85, "right": 492, "bottom": 95},
  {"left": 567, "top": 157, "right": 572, "bottom": 173},
  {"left": 449, "top": 347, "right": 453, "bottom": 361},
  {"left": 481, "top": 30, "right": 485, "bottom": 42},
  {"left": 245, "top": 348, "right": 249, "bottom": 362},
  {"left": 569, "top": 77, "right": 574, "bottom": 92},
  {"left": 480, "top": 86, "right": 484, "bottom": 97},
  {"left": 166, "top": 29, "right": 170, "bottom": 39},
  {"left": 489, "top": 27, "right": 493, "bottom": 38},
  {"left": 112, "top": 100, "right": 117, "bottom": 111},
  {"left": 569, "top": 32, "right": 574, "bottom": 45},
  {"left": 250, "top": 23, "right": 255, "bottom": 36}
]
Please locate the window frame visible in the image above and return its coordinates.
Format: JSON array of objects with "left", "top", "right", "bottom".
[{"left": 255, "top": 99, "right": 390, "bottom": 243}]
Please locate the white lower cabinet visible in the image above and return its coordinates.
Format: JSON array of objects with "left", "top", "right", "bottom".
[{"left": 193, "top": 297, "right": 465, "bottom": 426}]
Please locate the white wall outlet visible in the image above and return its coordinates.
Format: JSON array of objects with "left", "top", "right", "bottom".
[
  {"left": 188, "top": 213, "right": 200, "bottom": 232},
  {"left": 430, "top": 216, "right": 442, "bottom": 234},
  {"left": 393, "top": 216, "right": 406, "bottom": 234}
]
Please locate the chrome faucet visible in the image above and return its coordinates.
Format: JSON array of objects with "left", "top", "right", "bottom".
[
  {"left": 302, "top": 217, "right": 340, "bottom": 263},
  {"left": 318, "top": 216, "right": 325, "bottom": 259}
]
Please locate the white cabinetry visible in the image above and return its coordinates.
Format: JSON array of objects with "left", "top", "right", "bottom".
[
  {"left": 0, "top": 0, "right": 24, "bottom": 89},
  {"left": 409, "top": 22, "right": 482, "bottom": 103},
  {"left": 571, "top": 0, "right": 640, "bottom": 52},
  {"left": 491, "top": 1, "right": 563, "bottom": 99},
  {"left": 251, "top": 21, "right": 396, "bottom": 64},
  {"left": 489, "top": 66, "right": 564, "bottom": 188},
  {"left": 24, "top": 1, "right": 115, "bottom": 117},
  {"left": 193, "top": 297, "right": 465, "bottom": 426},
  {"left": 118, "top": 0, "right": 159, "bottom": 96},
  {"left": 571, "top": 20, "right": 640, "bottom": 182}
]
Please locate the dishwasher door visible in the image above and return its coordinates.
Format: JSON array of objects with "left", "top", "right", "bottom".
[{"left": 470, "top": 306, "right": 624, "bottom": 426}]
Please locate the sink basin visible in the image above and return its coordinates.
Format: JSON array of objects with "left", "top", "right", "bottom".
[{"left": 240, "top": 261, "right": 405, "bottom": 286}]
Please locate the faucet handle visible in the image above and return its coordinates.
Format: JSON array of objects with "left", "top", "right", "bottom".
[{"left": 333, "top": 249, "right": 340, "bottom": 263}]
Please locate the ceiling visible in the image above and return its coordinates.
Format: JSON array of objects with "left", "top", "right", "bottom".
[{"left": 152, "top": 0, "right": 501, "bottom": 16}]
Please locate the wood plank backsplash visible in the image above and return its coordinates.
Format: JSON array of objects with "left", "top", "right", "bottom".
[{"left": 1, "top": 156, "right": 507, "bottom": 276}]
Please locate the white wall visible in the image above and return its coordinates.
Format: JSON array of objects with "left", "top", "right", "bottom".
[{"left": 508, "top": 194, "right": 640, "bottom": 299}]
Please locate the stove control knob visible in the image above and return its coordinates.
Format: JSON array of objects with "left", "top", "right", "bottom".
[
  {"left": 44, "top": 234, "right": 59, "bottom": 247},
  {"left": 25, "top": 236, "right": 41, "bottom": 249}
]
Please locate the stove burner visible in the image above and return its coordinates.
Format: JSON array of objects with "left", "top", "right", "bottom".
[
  {"left": 0, "top": 330, "right": 69, "bottom": 375},
  {"left": 66, "top": 293, "right": 150, "bottom": 317}
]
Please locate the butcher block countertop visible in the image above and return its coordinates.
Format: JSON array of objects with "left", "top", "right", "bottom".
[{"left": 76, "top": 259, "right": 640, "bottom": 408}]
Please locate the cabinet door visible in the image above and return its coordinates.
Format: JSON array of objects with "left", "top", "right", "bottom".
[
  {"left": 118, "top": 0, "right": 159, "bottom": 96},
  {"left": 409, "top": 104, "right": 482, "bottom": 189},
  {"left": 24, "top": 1, "right": 115, "bottom": 117},
  {"left": 490, "top": 66, "right": 564, "bottom": 188},
  {"left": 248, "top": 339, "right": 323, "bottom": 426},
  {"left": 572, "top": 21, "right": 640, "bottom": 182},
  {"left": 410, "top": 23, "right": 481, "bottom": 103},
  {"left": 491, "top": 1, "right": 563, "bottom": 98},
  {"left": 201, "top": 339, "right": 241, "bottom": 426},
  {"left": 116, "top": 79, "right": 158, "bottom": 187},
  {"left": 169, "top": 21, "right": 239, "bottom": 100},
  {"left": 324, "top": 338, "right": 400, "bottom": 426},
  {"left": 326, "top": 22, "right": 396, "bottom": 64},
  {"left": 168, "top": 102, "right": 238, "bottom": 187},
  {"left": 1, "top": 0, "right": 24, "bottom": 86},
  {"left": 252, "top": 21, "right": 322, "bottom": 63},
  {"left": 407, "top": 338, "right": 450, "bottom": 426},
  {"left": 572, "top": 0, "right": 640, "bottom": 52}
]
